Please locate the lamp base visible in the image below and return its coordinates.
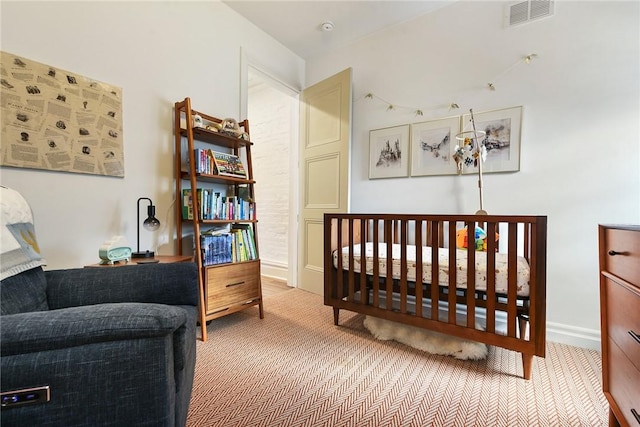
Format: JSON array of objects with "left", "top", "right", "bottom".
[{"left": 132, "top": 250, "right": 155, "bottom": 258}]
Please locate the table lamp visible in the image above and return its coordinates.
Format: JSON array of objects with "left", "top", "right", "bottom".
[{"left": 132, "top": 197, "right": 160, "bottom": 258}]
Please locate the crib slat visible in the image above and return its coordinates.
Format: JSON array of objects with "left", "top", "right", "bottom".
[
  {"left": 400, "top": 220, "right": 408, "bottom": 314},
  {"left": 335, "top": 218, "right": 344, "bottom": 300},
  {"left": 372, "top": 219, "right": 380, "bottom": 308},
  {"left": 360, "top": 218, "right": 367, "bottom": 304},
  {"left": 486, "top": 221, "right": 497, "bottom": 334},
  {"left": 415, "top": 220, "right": 423, "bottom": 318},
  {"left": 524, "top": 223, "right": 531, "bottom": 262},
  {"left": 347, "top": 219, "right": 355, "bottom": 303},
  {"left": 430, "top": 220, "right": 440, "bottom": 322},
  {"left": 393, "top": 219, "right": 400, "bottom": 244},
  {"left": 507, "top": 222, "right": 518, "bottom": 338},
  {"left": 385, "top": 220, "right": 393, "bottom": 311},
  {"left": 448, "top": 221, "right": 457, "bottom": 325},
  {"left": 466, "top": 221, "right": 476, "bottom": 329}
]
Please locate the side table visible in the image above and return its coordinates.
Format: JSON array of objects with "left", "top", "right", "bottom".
[{"left": 85, "top": 255, "right": 193, "bottom": 268}]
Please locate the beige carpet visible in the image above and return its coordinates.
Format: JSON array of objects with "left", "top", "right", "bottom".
[{"left": 187, "top": 289, "right": 608, "bottom": 426}]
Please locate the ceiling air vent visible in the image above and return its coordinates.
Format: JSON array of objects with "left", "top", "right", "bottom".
[{"left": 506, "top": 0, "right": 554, "bottom": 28}]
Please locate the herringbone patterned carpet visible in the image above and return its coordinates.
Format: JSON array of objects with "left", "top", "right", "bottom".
[{"left": 187, "top": 289, "right": 607, "bottom": 426}]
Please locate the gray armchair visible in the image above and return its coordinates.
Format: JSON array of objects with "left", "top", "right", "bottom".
[
  {"left": 1, "top": 263, "right": 199, "bottom": 427},
  {"left": 0, "top": 186, "right": 198, "bottom": 426}
]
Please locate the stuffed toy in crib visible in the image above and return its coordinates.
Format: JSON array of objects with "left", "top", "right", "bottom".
[{"left": 456, "top": 226, "right": 499, "bottom": 252}]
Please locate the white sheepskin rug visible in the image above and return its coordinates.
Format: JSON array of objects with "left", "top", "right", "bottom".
[{"left": 363, "top": 315, "right": 488, "bottom": 360}]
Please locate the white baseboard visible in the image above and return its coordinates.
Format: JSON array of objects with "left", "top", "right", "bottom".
[
  {"left": 260, "top": 260, "right": 288, "bottom": 282},
  {"left": 546, "top": 321, "right": 601, "bottom": 351}
]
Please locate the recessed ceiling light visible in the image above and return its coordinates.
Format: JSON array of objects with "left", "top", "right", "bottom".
[{"left": 320, "top": 21, "right": 334, "bottom": 32}]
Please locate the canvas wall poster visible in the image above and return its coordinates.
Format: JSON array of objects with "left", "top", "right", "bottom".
[
  {"left": 369, "top": 124, "right": 409, "bottom": 179},
  {"left": 0, "top": 51, "right": 124, "bottom": 177},
  {"left": 460, "top": 106, "right": 522, "bottom": 174},
  {"left": 410, "top": 116, "right": 460, "bottom": 176}
]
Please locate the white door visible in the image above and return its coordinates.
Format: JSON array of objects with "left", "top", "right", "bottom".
[{"left": 298, "top": 68, "right": 352, "bottom": 295}]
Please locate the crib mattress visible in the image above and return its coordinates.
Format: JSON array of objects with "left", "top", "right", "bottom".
[{"left": 333, "top": 242, "right": 530, "bottom": 297}]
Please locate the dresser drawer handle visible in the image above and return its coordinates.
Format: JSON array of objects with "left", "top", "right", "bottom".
[
  {"left": 608, "top": 250, "right": 629, "bottom": 256},
  {"left": 631, "top": 408, "right": 640, "bottom": 424},
  {"left": 630, "top": 330, "right": 640, "bottom": 345},
  {"left": 226, "top": 281, "right": 245, "bottom": 288}
]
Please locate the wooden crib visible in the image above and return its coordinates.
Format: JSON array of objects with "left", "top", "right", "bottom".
[{"left": 324, "top": 213, "right": 547, "bottom": 380}]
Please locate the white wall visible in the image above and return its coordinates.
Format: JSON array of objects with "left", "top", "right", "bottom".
[
  {"left": 305, "top": 1, "right": 640, "bottom": 348},
  {"left": 0, "top": 1, "right": 304, "bottom": 269}
]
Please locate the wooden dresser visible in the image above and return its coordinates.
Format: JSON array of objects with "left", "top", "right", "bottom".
[{"left": 599, "top": 224, "right": 640, "bottom": 427}]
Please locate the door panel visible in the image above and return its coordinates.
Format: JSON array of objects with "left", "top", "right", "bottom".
[
  {"left": 303, "top": 219, "right": 324, "bottom": 273},
  {"left": 298, "top": 68, "right": 352, "bottom": 295},
  {"left": 307, "top": 88, "right": 342, "bottom": 146},
  {"left": 306, "top": 154, "right": 340, "bottom": 208}
]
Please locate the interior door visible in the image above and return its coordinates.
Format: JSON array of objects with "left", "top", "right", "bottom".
[{"left": 298, "top": 68, "right": 352, "bottom": 295}]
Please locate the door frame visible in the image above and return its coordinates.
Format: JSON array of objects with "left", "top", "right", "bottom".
[{"left": 240, "top": 50, "right": 300, "bottom": 287}]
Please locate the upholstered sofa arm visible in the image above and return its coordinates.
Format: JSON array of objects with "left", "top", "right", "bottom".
[
  {"left": 0, "top": 302, "right": 188, "bottom": 356},
  {"left": 45, "top": 263, "right": 199, "bottom": 310}
]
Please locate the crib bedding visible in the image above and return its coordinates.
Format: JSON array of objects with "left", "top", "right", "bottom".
[{"left": 333, "top": 242, "right": 530, "bottom": 297}]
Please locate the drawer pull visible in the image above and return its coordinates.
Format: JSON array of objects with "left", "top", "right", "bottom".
[
  {"left": 632, "top": 408, "right": 640, "bottom": 424},
  {"left": 608, "top": 250, "right": 629, "bottom": 256},
  {"left": 226, "top": 281, "right": 245, "bottom": 288},
  {"left": 630, "top": 330, "right": 640, "bottom": 345}
]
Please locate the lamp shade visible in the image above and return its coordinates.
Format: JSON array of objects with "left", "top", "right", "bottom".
[{"left": 143, "top": 204, "right": 160, "bottom": 231}]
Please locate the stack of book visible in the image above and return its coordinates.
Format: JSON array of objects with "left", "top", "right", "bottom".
[
  {"left": 182, "top": 188, "right": 255, "bottom": 221},
  {"left": 200, "top": 234, "right": 233, "bottom": 265},
  {"left": 200, "top": 224, "right": 257, "bottom": 266},
  {"left": 192, "top": 149, "right": 246, "bottom": 178},
  {"left": 230, "top": 224, "right": 258, "bottom": 262}
]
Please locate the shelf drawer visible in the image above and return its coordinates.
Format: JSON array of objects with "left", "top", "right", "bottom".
[
  {"left": 603, "top": 227, "right": 640, "bottom": 287},
  {"left": 608, "top": 338, "right": 640, "bottom": 426},
  {"left": 605, "top": 277, "right": 640, "bottom": 371},
  {"left": 204, "top": 262, "right": 260, "bottom": 314}
]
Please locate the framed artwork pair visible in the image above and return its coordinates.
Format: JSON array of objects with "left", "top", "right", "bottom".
[{"left": 368, "top": 106, "right": 522, "bottom": 179}]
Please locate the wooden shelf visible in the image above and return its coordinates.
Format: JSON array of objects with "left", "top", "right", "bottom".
[
  {"left": 179, "top": 171, "right": 255, "bottom": 185},
  {"left": 179, "top": 127, "right": 252, "bottom": 149},
  {"left": 174, "top": 97, "right": 263, "bottom": 342},
  {"left": 189, "top": 219, "right": 258, "bottom": 224}
]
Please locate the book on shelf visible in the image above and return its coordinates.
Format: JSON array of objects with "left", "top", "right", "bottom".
[
  {"left": 182, "top": 189, "right": 193, "bottom": 220},
  {"left": 211, "top": 150, "right": 246, "bottom": 177}
]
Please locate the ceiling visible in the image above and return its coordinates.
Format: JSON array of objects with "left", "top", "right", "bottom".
[{"left": 222, "top": 1, "right": 456, "bottom": 59}]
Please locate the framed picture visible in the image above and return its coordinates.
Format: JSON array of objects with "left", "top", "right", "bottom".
[
  {"left": 0, "top": 51, "right": 124, "bottom": 177},
  {"left": 410, "top": 116, "right": 460, "bottom": 176},
  {"left": 369, "top": 124, "right": 409, "bottom": 179},
  {"left": 460, "top": 106, "right": 522, "bottom": 174}
]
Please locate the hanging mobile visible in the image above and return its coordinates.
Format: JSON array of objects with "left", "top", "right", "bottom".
[{"left": 455, "top": 109, "right": 488, "bottom": 215}]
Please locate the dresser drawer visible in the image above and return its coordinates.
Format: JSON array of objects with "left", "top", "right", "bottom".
[
  {"left": 608, "top": 338, "right": 640, "bottom": 426},
  {"left": 603, "top": 227, "right": 640, "bottom": 287},
  {"left": 604, "top": 277, "right": 640, "bottom": 371},
  {"left": 205, "top": 262, "right": 260, "bottom": 314}
]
